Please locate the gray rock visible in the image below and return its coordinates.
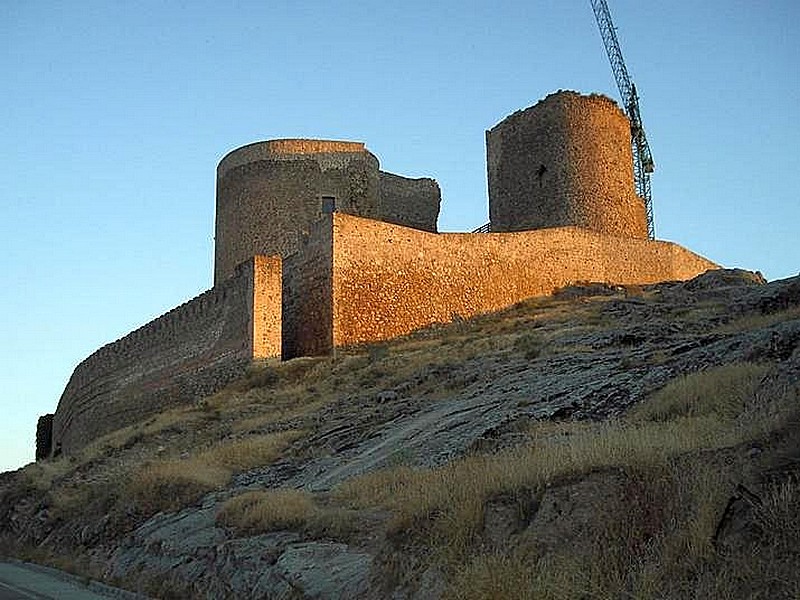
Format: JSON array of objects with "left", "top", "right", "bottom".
[
  {"left": 275, "top": 542, "right": 373, "bottom": 599},
  {"left": 376, "top": 390, "right": 399, "bottom": 403},
  {"left": 7, "top": 267, "right": 800, "bottom": 599}
]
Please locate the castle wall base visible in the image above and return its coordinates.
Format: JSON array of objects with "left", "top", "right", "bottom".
[
  {"left": 279, "top": 213, "right": 717, "bottom": 356},
  {"left": 49, "top": 215, "right": 717, "bottom": 452},
  {"left": 51, "top": 257, "right": 281, "bottom": 454}
]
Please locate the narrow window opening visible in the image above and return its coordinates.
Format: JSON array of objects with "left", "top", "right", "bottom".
[
  {"left": 536, "top": 164, "right": 547, "bottom": 188},
  {"left": 321, "top": 195, "right": 336, "bottom": 214}
]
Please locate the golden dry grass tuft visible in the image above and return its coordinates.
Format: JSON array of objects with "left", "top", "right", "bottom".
[
  {"left": 216, "top": 488, "right": 361, "bottom": 540},
  {"left": 127, "top": 461, "right": 230, "bottom": 515},
  {"left": 125, "top": 430, "right": 304, "bottom": 515},
  {"left": 629, "top": 362, "right": 771, "bottom": 422},
  {"left": 714, "top": 305, "right": 800, "bottom": 334},
  {"left": 196, "top": 430, "right": 304, "bottom": 471},
  {"left": 217, "top": 488, "right": 316, "bottom": 533}
]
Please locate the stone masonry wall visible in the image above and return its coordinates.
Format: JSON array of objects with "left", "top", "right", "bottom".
[
  {"left": 51, "top": 258, "right": 281, "bottom": 454},
  {"left": 330, "top": 214, "right": 716, "bottom": 347},
  {"left": 378, "top": 171, "right": 441, "bottom": 232},
  {"left": 487, "top": 91, "right": 648, "bottom": 238},
  {"left": 281, "top": 215, "right": 334, "bottom": 360},
  {"left": 251, "top": 255, "right": 282, "bottom": 358},
  {"left": 214, "top": 140, "right": 379, "bottom": 285}
]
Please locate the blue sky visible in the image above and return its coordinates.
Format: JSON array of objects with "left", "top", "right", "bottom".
[{"left": 2, "top": 1, "right": 798, "bottom": 472}]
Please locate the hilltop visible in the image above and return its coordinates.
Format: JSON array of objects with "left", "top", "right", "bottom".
[{"left": 2, "top": 268, "right": 799, "bottom": 599}]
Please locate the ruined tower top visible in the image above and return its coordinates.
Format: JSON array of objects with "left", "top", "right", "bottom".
[
  {"left": 486, "top": 91, "right": 648, "bottom": 239},
  {"left": 217, "top": 139, "right": 374, "bottom": 180}
]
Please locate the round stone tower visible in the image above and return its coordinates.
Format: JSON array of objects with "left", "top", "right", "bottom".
[
  {"left": 214, "top": 139, "right": 380, "bottom": 284},
  {"left": 486, "top": 91, "right": 648, "bottom": 238}
]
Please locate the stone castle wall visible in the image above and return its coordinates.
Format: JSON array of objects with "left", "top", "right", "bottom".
[
  {"left": 377, "top": 172, "right": 440, "bottom": 233},
  {"left": 281, "top": 217, "right": 334, "bottom": 359},
  {"left": 487, "top": 92, "right": 648, "bottom": 238},
  {"left": 214, "top": 140, "right": 380, "bottom": 284},
  {"left": 328, "top": 214, "right": 715, "bottom": 348},
  {"left": 51, "top": 257, "right": 281, "bottom": 454},
  {"left": 214, "top": 139, "right": 441, "bottom": 284},
  {"left": 46, "top": 211, "right": 717, "bottom": 451},
  {"left": 44, "top": 92, "right": 719, "bottom": 455}
]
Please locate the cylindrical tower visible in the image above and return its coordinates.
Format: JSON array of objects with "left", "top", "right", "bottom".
[
  {"left": 487, "top": 91, "right": 648, "bottom": 238},
  {"left": 214, "top": 139, "right": 380, "bottom": 284}
]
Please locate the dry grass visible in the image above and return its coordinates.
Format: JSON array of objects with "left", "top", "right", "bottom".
[
  {"left": 19, "top": 457, "right": 75, "bottom": 492},
  {"left": 714, "top": 305, "right": 800, "bottom": 334},
  {"left": 20, "top": 406, "right": 209, "bottom": 491},
  {"left": 127, "top": 461, "right": 230, "bottom": 514},
  {"left": 217, "top": 488, "right": 315, "bottom": 533},
  {"left": 333, "top": 416, "right": 735, "bottom": 553},
  {"left": 231, "top": 399, "right": 323, "bottom": 433},
  {"left": 444, "top": 553, "right": 545, "bottom": 600},
  {"left": 445, "top": 470, "right": 800, "bottom": 600},
  {"left": 195, "top": 430, "right": 304, "bottom": 471},
  {"left": 445, "top": 459, "right": 756, "bottom": 600},
  {"left": 79, "top": 405, "right": 207, "bottom": 459},
  {"left": 217, "top": 488, "right": 361, "bottom": 540},
  {"left": 126, "top": 430, "right": 303, "bottom": 515},
  {"left": 629, "top": 362, "right": 770, "bottom": 422},
  {"left": 335, "top": 359, "right": 795, "bottom": 587},
  {"left": 437, "top": 361, "right": 800, "bottom": 599}
]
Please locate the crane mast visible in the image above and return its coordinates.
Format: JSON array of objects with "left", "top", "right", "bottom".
[{"left": 590, "top": 0, "right": 655, "bottom": 239}]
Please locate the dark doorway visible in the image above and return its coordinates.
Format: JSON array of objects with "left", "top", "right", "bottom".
[{"left": 321, "top": 195, "right": 336, "bottom": 214}]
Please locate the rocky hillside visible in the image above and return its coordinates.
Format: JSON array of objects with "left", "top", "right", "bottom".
[{"left": 2, "top": 269, "right": 799, "bottom": 599}]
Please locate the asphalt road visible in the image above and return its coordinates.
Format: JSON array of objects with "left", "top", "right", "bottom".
[{"left": 0, "top": 562, "right": 128, "bottom": 600}]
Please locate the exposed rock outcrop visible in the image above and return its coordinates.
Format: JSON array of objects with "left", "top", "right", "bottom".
[{"left": 2, "top": 269, "right": 799, "bottom": 599}]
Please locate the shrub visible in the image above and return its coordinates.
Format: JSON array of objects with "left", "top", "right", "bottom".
[
  {"left": 513, "top": 333, "right": 542, "bottom": 360},
  {"left": 367, "top": 343, "right": 389, "bottom": 363}
]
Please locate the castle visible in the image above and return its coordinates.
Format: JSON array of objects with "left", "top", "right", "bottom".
[{"left": 38, "top": 91, "right": 717, "bottom": 458}]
